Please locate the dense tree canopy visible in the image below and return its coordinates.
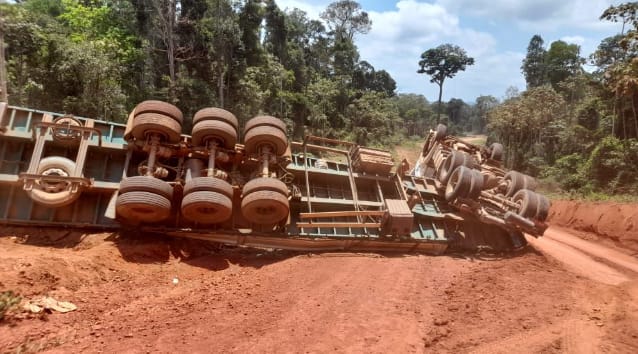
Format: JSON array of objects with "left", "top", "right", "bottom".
[
  {"left": 0, "top": 0, "right": 414, "bottom": 147},
  {"left": 2, "top": 0, "right": 638, "bottom": 195}
]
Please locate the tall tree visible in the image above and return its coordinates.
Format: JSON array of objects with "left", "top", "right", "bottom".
[
  {"left": 474, "top": 95, "right": 498, "bottom": 133},
  {"left": 320, "top": 0, "right": 369, "bottom": 76},
  {"left": 320, "top": 0, "right": 370, "bottom": 41},
  {"left": 545, "top": 40, "right": 584, "bottom": 90},
  {"left": 238, "top": 0, "right": 265, "bottom": 67},
  {"left": 417, "top": 44, "right": 474, "bottom": 124},
  {"left": 521, "top": 34, "right": 547, "bottom": 88}
]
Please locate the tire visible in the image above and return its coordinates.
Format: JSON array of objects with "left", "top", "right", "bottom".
[
  {"left": 191, "top": 119, "right": 237, "bottom": 148},
  {"left": 192, "top": 107, "right": 238, "bottom": 130},
  {"left": 119, "top": 176, "right": 173, "bottom": 200},
  {"left": 116, "top": 191, "right": 171, "bottom": 223},
  {"left": 504, "top": 171, "right": 524, "bottom": 197},
  {"left": 131, "top": 113, "right": 182, "bottom": 143},
  {"left": 438, "top": 150, "right": 470, "bottom": 185},
  {"left": 181, "top": 191, "right": 232, "bottom": 224},
  {"left": 512, "top": 189, "right": 539, "bottom": 219},
  {"left": 434, "top": 124, "right": 447, "bottom": 141},
  {"left": 444, "top": 166, "right": 473, "bottom": 201},
  {"left": 524, "top": 175, "right": 538, "bottom": 191},
  {"left": 467, "top": 169, "right": 484, "bottom": 200},
  {"left": 490, "top": 143, "right": 503, "bottom": 161},
  {"left": 243, "top": 125, "right": 288, "bottom": 156},
  {"left": 134, "top": 100, "right": 183, "bottom": 124},
  {"left": 28, "top": 156, "right": 81, "bottom": 208},
  {"left": 242, "top": 177, "right": 288, "bottom": 197},
  {"left": 244, "top": 115, "right": 287, "bottom": 135},
  {"left": 536, "top": 193, "right": 551, "bottom": 222},
  {"left": 183, "top": 177, "right": 233, "bottom": 198},
  {"left": 241, "top": 190, "right": 289, "bottom": 225}
]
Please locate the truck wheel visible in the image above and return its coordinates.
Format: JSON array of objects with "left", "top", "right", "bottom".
[
  {"left": 504, "top": 171, "right": 523, "bottom": 197},
  {"left": 512, "top": 189, "right": 539, "bottom": 219},
  {"left": 467, "top": 169, "right": 484, "bottom": 200},
  {"left": 28, "top": 156, "right": 81, "bottom": 207},
  {"left": 119, "top": 176, "right": 173, "bottom": 200},
  {"left": 241, "top": 190, "right": 289, "bottom": 225},
  {"left": 490, "top": 143, "right": 503, "bottom": 161},
  {"left": 116, "top": 191, "right": 171, "bottom": 223},
  {"left": 243, "top": 125, "right": 288, "bottom": 156},
  {"left": 244, "top": 115, "right": 287, "bottom": 135},
  {"left": 438, "top": 150, "right": 471, "bottom": 185},
  {"left": 444, "top": 166, "right": 473, "bottom": 201},
  {"left": 134, "top": 100, "right": 183, "bottom": 124},
  {"left": 192, "top": 107, "right": 238, "bottom": 130},
  {"left": 434, "top": 124, "right": 447, "bottom": 141},
  {"left": 242, "top": 178, "right": 288, "bottom": 197},
  {"left": 536, "top": 193, "right": 551, "bottom": 222},
  {"left": 131, "top": 113, "right": 182, "bottom": 143},
  {"left": 183, "top": 177, "right": 233, "bottom": 198},
  {"left": 181, "top": 191, "right": 232, "bottom": 224},
  {"left": 191, "top": 119, "right": 237, "bottom": 148}
]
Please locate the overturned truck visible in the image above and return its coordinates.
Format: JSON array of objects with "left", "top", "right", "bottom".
[{"left": 0, "top": 101, "right": 549, "bottom": 254}]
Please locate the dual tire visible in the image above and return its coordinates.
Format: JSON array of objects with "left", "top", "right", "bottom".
[
  {"left": 512, "top": 189, "right": 550, "bottom": 222},
  {"left": 444, "top": 166, "right": 484, "bottom": 202},
  {"left": 243, "top": 116, "right": 288, "bottom": 156},
  {"left": 191, "top": 107, "right": 239, "bottom": 148},
  {"left": 130, "top": 101, "right": 183, "bottom": 144},
  {"left": 181, "top": 177, "right": 233, "bottom": 224},
  {"left": 116, "top": 176, "right": 173, "bottom": 223},
  {"left": 241, "top": 178, "right": 289, "bottom": 225}
]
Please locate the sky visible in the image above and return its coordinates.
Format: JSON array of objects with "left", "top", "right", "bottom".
[{"left": 275, "top": 0, "right": 626, "bottom": 103}]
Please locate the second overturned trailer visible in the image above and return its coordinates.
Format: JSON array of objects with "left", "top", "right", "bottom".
[{"left": 0, "top": 101, "right": 548, "bottom": 254}]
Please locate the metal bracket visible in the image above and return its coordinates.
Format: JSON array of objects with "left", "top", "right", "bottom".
[{"left": 19, "top": 173, "right": 93, "bottom": 193}]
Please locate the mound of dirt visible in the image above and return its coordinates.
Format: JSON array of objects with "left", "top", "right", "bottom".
[{"left": 548, "top": 200, "right": 638, "bottom": 253}]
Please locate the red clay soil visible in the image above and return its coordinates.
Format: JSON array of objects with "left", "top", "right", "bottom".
[
  {"left": 548, "top": 200, "right": 638, "bottom": 253},
  {"left": 1, "top": 227, "right": 637, "bottom": 353}
]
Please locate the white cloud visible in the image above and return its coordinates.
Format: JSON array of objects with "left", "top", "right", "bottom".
[
  {"left": 274, "top": 0, "right": 328, "bottom": 20},
  {"left": 436, "top": 0, "right": 622, "bottom": 30},
  {"left": 272, "top": 0, "right": 622, "bottom": 101},
  {"left": 356, "top": 0, "right": 499, "bottom": 101},
  {"left": 560, "top": 35, "right": 586, "bottom": 46}
]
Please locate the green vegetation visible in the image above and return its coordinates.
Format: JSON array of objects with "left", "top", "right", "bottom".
[
  {"left": 488, "top": 2, "right": 638, "bottom": 196},
  {"left": 0, "top": 290, "right": 21, "bottom": 321},
  {"left": 1, "top": 0, "right": 637, "bottom": 196}
]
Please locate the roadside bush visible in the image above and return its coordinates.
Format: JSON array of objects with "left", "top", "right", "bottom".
[
  {"left": 586, "top": 137, "right": 638, "bottom": 191},
  {"left": 0, "top": 291, "right": 21, "bottom": 321},
  {"left": 542, "top": 153, "right": 588, "bottom": 191}
]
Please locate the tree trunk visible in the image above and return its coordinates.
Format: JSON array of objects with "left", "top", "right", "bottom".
[
  {"left": 218, "top": 62, "right": 224, "bottom": 108},
  {"left": 0, "top": 26, "right": 7, "bottom": 103},
  {"left": 632, "top": 93, "right": 638, "bottom": 139},
  {"left": 436, "top": 82, "right": 443, "bottom": 124},
  {"left": 167, "top": 0, "right": 176, "bottom": 103}
]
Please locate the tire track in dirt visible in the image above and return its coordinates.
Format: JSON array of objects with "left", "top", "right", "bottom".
[
  {"left": 544, "top": 227, "right": 638, "bottom": 274},
  {"left": 525, "top": 233, "right": 630, "bottom": 286}
]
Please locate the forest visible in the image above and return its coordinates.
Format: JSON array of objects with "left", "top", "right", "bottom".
[{"left": 0, "top": 0, "right": 637, "bottom": 196}]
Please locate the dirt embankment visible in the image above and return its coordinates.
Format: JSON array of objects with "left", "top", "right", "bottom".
[{"left": 548, "top": 200, "right": 638, "bottom": 253}]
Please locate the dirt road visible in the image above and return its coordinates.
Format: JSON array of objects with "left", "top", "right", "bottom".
[{"left": 1, "top": 227, "right": 637, "bottom": 353}]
